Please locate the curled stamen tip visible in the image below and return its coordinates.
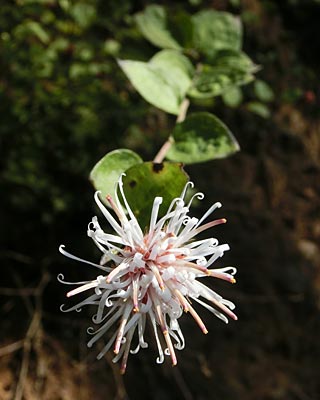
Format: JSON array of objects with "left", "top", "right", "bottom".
[
  {"left": 94, "top": 190, "right": 102, "bottom": 199},
  {"left": 187, "top": 181, "right": 194, "bottom": 189},
  {"left": 231, "top": 277, "right": 236, "bottom": 284}
]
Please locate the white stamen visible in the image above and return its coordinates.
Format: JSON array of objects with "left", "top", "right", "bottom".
[{"left": 149, "top": 197, "right": 163, "bottom": 233}]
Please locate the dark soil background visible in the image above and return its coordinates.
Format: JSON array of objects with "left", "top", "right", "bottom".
[{"left": 1, "top": 1, "right": 320, "bottom": 399}]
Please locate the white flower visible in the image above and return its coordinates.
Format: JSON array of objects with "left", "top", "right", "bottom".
[{"left": 59, "top": 176, "right": 237, "bottom": 373}]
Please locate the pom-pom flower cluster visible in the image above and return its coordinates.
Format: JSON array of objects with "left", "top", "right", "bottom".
[{"left": 59, "top": 176, "right": 237, "bottom": 373}]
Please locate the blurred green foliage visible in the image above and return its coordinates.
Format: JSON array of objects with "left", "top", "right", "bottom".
[
  {"left": 0, "top": 0, "right": 151, "bottom": 269},
  {"left": 0, "top": 0, "right": 151, "bottom": 254},
  {"left": 0, "top": 0, "right": 273, "bottom": 256}
]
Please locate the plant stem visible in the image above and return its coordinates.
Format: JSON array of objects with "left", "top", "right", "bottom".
[
  {"left": 176, "top": 98, "right": 190, "bottom": 123},
  {"left": 153, "top": 98, "right": 190, "bottom": 164},
  {"left": 153, "top": 136, "right": 174, "bottom": 164}
]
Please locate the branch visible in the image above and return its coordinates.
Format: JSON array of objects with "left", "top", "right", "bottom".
[
  {"left": 0, "top": 340, "right": 24, "bottom": 357},
  {"left": 13, "top": 271, "right": 50, "bottom": 400},
  {"left": 176, "top": 98, "right": 190, "bottom": 123},
  {"left": 153, "top": 98, "right": 190, "bottom": 164}
]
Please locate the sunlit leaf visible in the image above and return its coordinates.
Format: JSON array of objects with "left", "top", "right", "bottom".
[
  {"left": 90, "top": 149, "right": 143, "bottom": 204},
  {"left": 192, "top": 10, "right": 242, "bottom": 58},
  {"left": 119, "top": 50, "right": 194, "bottom": 114},
  {"left": 166, "top": 112, "right": 240, "bottom": 164},
  {"left": 151, "top": 49, "right": 195, "bottom": 89},
  {"left": 135, "top": 5, "right": 181, "bottom": 50},
  {"left": 122, "top": 162, "right": 188, "bottom": 229}
]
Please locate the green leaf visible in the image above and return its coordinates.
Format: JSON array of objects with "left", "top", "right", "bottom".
[
  {"left": 103, "top": 39, "right": 121, "bottom": 56},
  {"left": 214, "top": 49, "right": 258, "bottom": 71},
  {"left": 192, "top": 10, "right": 242, "bottom": 58},
  {"left": 166, "top": 112, "right": 240, "bottom": 164},
  {"left": 151, "top": 49, "right": 195, "bottom": 86},
  {"left": 254, "top": 79, "right": 274, "bottom": 102},
  {"left": 89, "top": 149, "right": 143, "bottom": 203},
  {"left": 119, "top": 50, "right": 194, "bottom": 115},
  {"left": 222, "top": 86, "right": 243, "bottom": 107},
  {"left": 135, "top": 5, "right": 181, "bottom": 50},
  {"left": 188, "top": 50, "right": 257, "bottom": 99},
  {"left": 14, "top": 21, "right": 50, "bottom": 44},
  {"left": 70, "top": 4, "right": 96, "bottom": 29},
  {"left": 246, "top": 101, "right": 271, "bottom": 118},
  {"left": 122, "top": 162, "right": 188, "bottom": 229}
]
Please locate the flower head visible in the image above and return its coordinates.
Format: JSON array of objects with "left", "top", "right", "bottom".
[{"left": 59, "top": 176, "right": 237, "bottom": 373}]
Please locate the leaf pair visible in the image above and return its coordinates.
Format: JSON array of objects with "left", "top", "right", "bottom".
[
  {"left": 119, "top": 50, "right": 193, "bottom": 115},
  {"left": 90, "top": 111, "right": 239, "bottom": 226},
  {"left": 134, "top": 5, "right": 242, "bottom": 56},
  {"left": 119, "top": 6, "right": 257, "bottom": 115},
  {"left": 90, "top": 150, "right": 188, "bottom": 229}
]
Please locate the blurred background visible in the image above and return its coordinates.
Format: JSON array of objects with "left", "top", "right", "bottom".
[{"left": 1, "top": 0, "right": 320, "bottom": 399}]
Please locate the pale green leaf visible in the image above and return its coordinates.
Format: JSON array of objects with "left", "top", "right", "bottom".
[
  {"left": 192, "top": 10, "right": 242, "bottom": 58},
  {"left": 151, "top": 49, "right": 195, "bottom": 93},
  {"left": 166, "top": 112, "right": 240, "bottom": 164},
  {"left": 135, "top": 5, "right": 181, "bottom": 50},
  {"left": 89, "top": 149, "right": 143, "bottom": 204},
  {"left": 119, "top": 50, "right": 194, "bottom": 115}
]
